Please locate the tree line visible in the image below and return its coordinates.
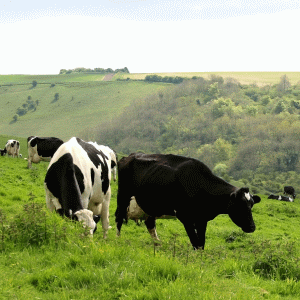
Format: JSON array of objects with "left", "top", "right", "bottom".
[
  {"left": 83, "top": 74, "right": 300, "bottom": 194},
  {"left": 59, "top": 67, "right": 129, "bottom": 75}
]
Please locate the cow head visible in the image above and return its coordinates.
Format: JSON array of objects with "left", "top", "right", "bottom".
[
  {"left": 228, "top": 187, "right": 261, "bottom": 233},
  {"left": 73, "top": 209, "right": 101, "bottom": 235}
]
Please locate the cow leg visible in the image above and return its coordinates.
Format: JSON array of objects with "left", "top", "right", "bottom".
[
  {"left": 100, "top": 197, "right": 111, "bottom": 239},
  {"left": 194, "top": 221, "right": 208, "bottom": 250},
  {"left": 27, "top": 159, "right": 32, "bottom": 168},
  {"left": 176, "top": 213, "right": 202, "bottom": 250},
  {"left": 115, "top": 192, "right": 132, "bottom": 237},
  {"left": 44, "top": 182, "right": 62, "bottom": 212},
  {"left": 145, "top": 216, "right": 160, "bottom": 244}
]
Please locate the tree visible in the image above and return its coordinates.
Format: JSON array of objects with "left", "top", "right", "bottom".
[
  {"left": 32, "top": 80, "right": 37, "bottom": 88},
  {"left": 54, "top": 93, "right": 59, "bottom": 102},
  {"left": 277, "top": 74, "right": 291, "bottom": 93}
]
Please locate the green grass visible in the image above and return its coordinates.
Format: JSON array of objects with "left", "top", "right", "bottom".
[
  {"left": 0, "top": 79, "right": 168, "bottom": 140},
  {"left": 1, "top": 151, "right": 300, "bottom": 299},
  {"left": 1, "top": 72, "right": 299, "bottom": 142}
]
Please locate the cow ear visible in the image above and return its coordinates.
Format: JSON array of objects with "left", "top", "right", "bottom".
[
  {"left": 93, "top": 215, "right": 101, "bottom": 224},
  {"left": 252, "top": 195, "right": 261, "bottom": 204}
]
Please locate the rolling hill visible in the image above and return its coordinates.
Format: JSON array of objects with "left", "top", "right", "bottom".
[{"left": 0, "top": 74, "right": 168, "bottom": 140}]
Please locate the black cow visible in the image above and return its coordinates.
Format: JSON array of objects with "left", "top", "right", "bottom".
[
  {"left": 268, "top": 194, "right": 294, "bottom": 202},
  {"left": 115, "top": 153, "right": 261, "bottom": 250},
  {"left": 284, "top": 186, "right": 296, "bottom": 199},
  {"left": 27, "top": 136, "right": 64, "bottom": 168}
]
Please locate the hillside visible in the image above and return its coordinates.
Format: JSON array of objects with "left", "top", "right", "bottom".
[
  {"left": 0, "top": 74, "right": 168, "bottom": 140},
  {"left": 90, "top": 73, "right": 300, "bottom": 195}
]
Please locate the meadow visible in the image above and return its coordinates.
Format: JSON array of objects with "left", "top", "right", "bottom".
[
  {"left": 1, "top": 148, "right": 300, "bottom": 299},
  {"left": 1, "top": 72, "right": 299, "bottom": 143},
  {"left": 0, "top": 75, "right": 168, "bottom": 140},
  {"left": 2, "top": 72, "right": 300, "bottom": 299}
]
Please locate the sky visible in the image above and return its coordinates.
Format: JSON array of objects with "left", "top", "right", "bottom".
[{"left": 1, "top": 0, "right": 300, "bottom": 74}]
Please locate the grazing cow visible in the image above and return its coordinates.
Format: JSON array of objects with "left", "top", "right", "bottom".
[
  {"left": 268, "top": 194, "right": 294, "bottom": 202},
  {"left": 5, "top": 140, "right": 20, "bottom": 158},
  {"left": 127, "top": 196, "right": 176, "bottom": 225},
  {"left": 27, "top": 136, "right": 64, "bottom": 168},
  {"left": 284, "top": 186, "right": 296, "bottom": 199},
  {"left": 44, "top": 137, "right": 117, "bottom": 236},
  {"left": 0, "top": 148, "right": 7, "bottom": 156},
  {"left": 115, "top": 153, "right": 261, "bottom": 250}
]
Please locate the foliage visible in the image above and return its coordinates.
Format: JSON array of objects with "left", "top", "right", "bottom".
[
  {"left": 90, "top": 75, "right": 300, "bottom": 194},
  {"left": 59, "top": 67, "right": 130, "bottom": 75},
  {"left": 145, "top": 74, "right": 184, "bottom": 84}
]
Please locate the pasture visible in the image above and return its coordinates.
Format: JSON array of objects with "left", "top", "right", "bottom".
[
  {"left": 1, "top": 150, "right": 300, "bottom": 299},
  {"left": 0, "top": 76, "right": 168, "bottom": 140},
  {"left": 116, "top": 71, "right": 300, "bottom": 86}
]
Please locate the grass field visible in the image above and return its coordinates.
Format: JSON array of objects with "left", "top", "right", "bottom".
[
  {"left": 117, "top": 71, "right": 300, "bottom": 86},
  {"left": 1, "top": 150, "right": 300, "bottom": 299},
  {"left": 1, "top": 72, "right": 299, "bottom": 143},
  {"left": 0, "top": 78, "right": 168, "bottom": 141}
]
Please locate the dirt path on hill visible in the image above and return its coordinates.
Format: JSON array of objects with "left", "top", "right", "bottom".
[{"left": 102, "top": 73, "right": 115, "bottom": 81}]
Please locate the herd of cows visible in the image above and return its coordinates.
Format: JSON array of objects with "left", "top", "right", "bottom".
[{"left": 0, "top": 136, "right": 297, "bottom": 249}]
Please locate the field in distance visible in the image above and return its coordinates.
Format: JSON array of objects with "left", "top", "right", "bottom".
[{"left": 1, "top": 72, "right": 299, "bottom": 142}]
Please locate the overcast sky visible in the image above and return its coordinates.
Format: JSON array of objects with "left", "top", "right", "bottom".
[{"left": 1, "top": 0, "right": 300, "bottom": 74}]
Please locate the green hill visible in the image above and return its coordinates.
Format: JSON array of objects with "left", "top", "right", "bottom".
[{"left": 0, "top": 74, "right": 168, "bottom": 140}]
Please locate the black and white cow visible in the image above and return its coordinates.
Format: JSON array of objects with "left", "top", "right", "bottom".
[
  {"left": 268, "top": 194, "right": 294, "bottom": 202},
  {"left": 284, "top": 186, "right": 296, "bottom": 199},
  {"left": 0, "top": 148, "right": 7, "bottom": 156},
  {"left": 115, "top": 153, "right": 261, "bottom": 250},
  {"left": 44, "top": 137, "right": 117, "bottom": 237},
  {"left": 27, "top": 136, "right": 64, "bottom": 168},
  {"left": 5, "top": 140, "right": 20, "bottom": 158}
]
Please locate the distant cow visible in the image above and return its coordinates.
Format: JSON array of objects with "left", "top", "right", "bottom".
[
  {"left": 0, "top": 148, "right": 7, "bottom": 156},
  {"left": 268, "top": 194, "right": 294, "bottom": 202},
  {"left": 5, "top": 140, "right": 20, "bottom": 158},
  {"left": 27, "top": 136, "right": 64, "bottom": 168},
  {"left": 115, "top": 153, "right": 261, "bottom": 250},
  {"left": 284, "top": 186, "right": 296, "bottom": 199},
  {"left": 44, "top": 137, "right": 117, "bottom": 236}
]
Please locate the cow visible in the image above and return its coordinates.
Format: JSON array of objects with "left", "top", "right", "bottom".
[
  {"left": 27, "top": 136, "right": 64, "bottom": 168},
  {"left": 284, "top": 186, "right": 296, "bottom": 199},
  {"left": 268, "top": 194, "right": 293, "bottom": 202},
  {"left": 44, "top": 137, "right": 117, "bottom": 237},
  {"left": 115, "top": 153, "right": 261, "bottom": 250},
  {"left": 127, "top": 196, "right": 176, "bottom": 225},
  {"left": 0, "top": 148, "right": 7, "bottom": 156},
  {"left": 5, "top": 140, "right": 20, "bottom": 158}
]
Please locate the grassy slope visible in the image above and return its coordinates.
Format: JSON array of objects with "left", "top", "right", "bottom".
[
  {"left": 0, "top": 75, "right": 167, "bottom": 140},
  {"left": 1, "top": 155, "right": 300, "bottom": 299},
  {"left": 1, "top": 72, "right": 300, "bottom": 142}
]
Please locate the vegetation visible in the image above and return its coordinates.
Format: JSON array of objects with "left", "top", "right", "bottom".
[
  {"left": 0, "top": 78, "right": 168, "bottom": 140},
  {"left": 144, "top": 74, "right": 184, "bottom": 84},
  {"left": 59, "top": 67, "right": 130, "bottom": 75},
  {"left": 1, "top": 151, "right": 300, "bottom": 298},
  {"left": 90, "top": 74, "right": 300, "bottom": 194}
]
